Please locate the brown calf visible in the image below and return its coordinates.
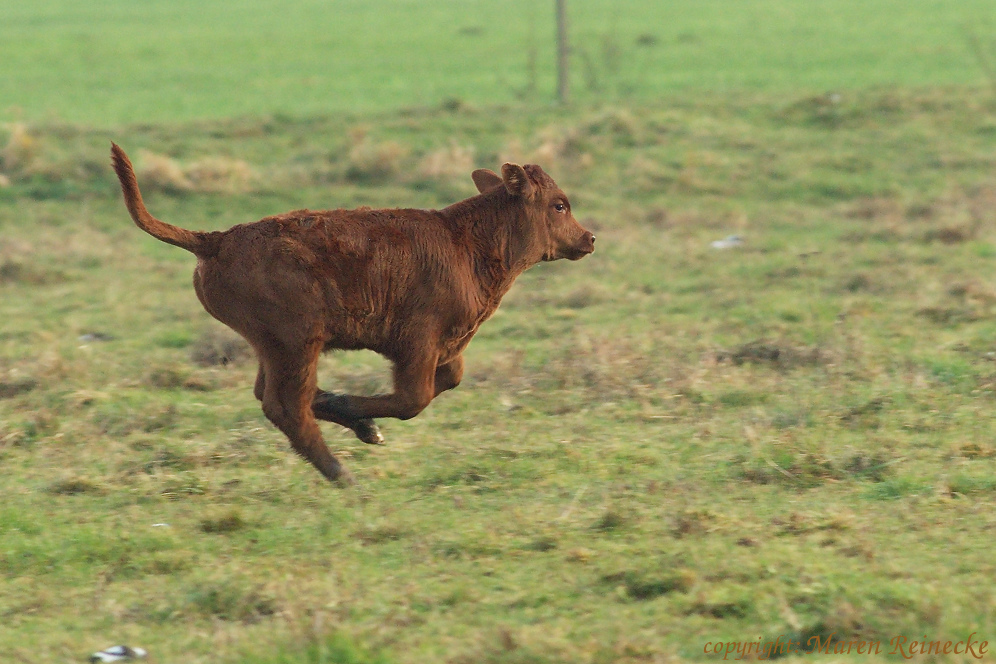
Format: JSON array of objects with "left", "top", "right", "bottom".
[{"left": 111, "top": 143, "right": 594, "bottom": 483}]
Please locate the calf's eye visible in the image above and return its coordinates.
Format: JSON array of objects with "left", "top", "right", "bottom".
[{"left": 554, "top": 202, "right": 566, "bottom": 213}]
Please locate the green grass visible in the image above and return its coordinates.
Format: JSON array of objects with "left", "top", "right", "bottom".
[
  {"left": 6, "top": 90, "right": 996, "bottom": 662},
  {"left": 3, "top": 0, "right": 996, "bottom": 125},
  {"left": 5, "top": 1, "right": 996, "bottom": 663}
]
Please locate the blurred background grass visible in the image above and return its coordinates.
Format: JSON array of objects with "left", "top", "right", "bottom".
[{"left": 3, "top": 0, "right": 996, "bottom": 125}]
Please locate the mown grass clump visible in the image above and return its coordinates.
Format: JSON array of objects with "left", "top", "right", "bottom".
[
  {"left": 46, "top": 477, "right": 106, "bottom": 496},
  {"left": 185, "top": 579, "right": 277, "bottom": 623},
  {"left": 199, "top": 509, "right": 248, "bottom": 534},
  {"left": 601, "top": 568, "right": 696, "bottom": 601},
  {"left": 732, "top": 447, "right": 899, "bottom": 488},
  {"left": 353, "top": 522, "right": 406, "bottom": 545}
]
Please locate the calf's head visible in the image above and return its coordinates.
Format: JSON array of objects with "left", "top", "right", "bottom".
[{"left": 472, "top": 163, "right": 595, "bottom": 263}]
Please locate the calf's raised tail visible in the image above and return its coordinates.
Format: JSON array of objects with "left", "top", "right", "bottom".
[{"left": 110, "top": 143, "right": 219, "bottom": 256}]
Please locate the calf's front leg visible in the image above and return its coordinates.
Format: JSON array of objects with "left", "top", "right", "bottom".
[
  {"left": 314, "top": 353, "right": 459, "bottom": 445},
  {"left": 434, "top": 355, "right": 464, "bottom": 396},
  {"left": 312, "top": 389, "right": 384, "bottom": 445},
  {"left": 315, "top": 353, "right": 438, "bottom": 430}
]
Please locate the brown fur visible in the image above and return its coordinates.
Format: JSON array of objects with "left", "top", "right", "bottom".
[{"left": 110, "top": 143, "right": 594, "bottom": 483}]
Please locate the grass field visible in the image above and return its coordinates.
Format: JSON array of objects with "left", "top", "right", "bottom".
[
  {"left": 3, "top": 0, "right": 996, "bottom": 125},
  {"left": 4, "top": 2, "right": 996, "bottom": 663}
]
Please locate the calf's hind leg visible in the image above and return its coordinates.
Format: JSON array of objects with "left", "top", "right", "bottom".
[{"left": 258, "top": 341, "right": 350, "bottom": 484}]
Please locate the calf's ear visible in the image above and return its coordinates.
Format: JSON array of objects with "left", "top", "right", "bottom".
[
  {"left": 501, "top": 163, "right": 535, "bottom": 199},
  {"left": 471, "top": 169, "right": 503, "bottom": 193}
]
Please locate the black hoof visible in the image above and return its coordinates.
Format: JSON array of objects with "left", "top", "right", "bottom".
[{"left": 353, "top": 419, "right": 384, "bottom": 445}]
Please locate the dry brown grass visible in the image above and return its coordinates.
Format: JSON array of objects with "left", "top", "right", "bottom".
[
  {"left": 345, "top": 128, "right": 409, "bottom": 182},
  {"left": 0, "top": 122, "right": 39, "bottom": 173},
  {"left": 500, "top": 121, "right": 595, "bottom": 176},
  {"left": 501, "top": 110, "right": 639, "bottom": 176},
  {"left": 416, "top": 141, "right": 475, "bottom": 183},
  {"left": 136, "top": 150, "right": 256, "bottom": 194},
  {"left": 186, "top": 156, "right": 256, "bottom": 193},
  {"left": 136, "top": 149, "right": 193, "bottom": 192}
]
